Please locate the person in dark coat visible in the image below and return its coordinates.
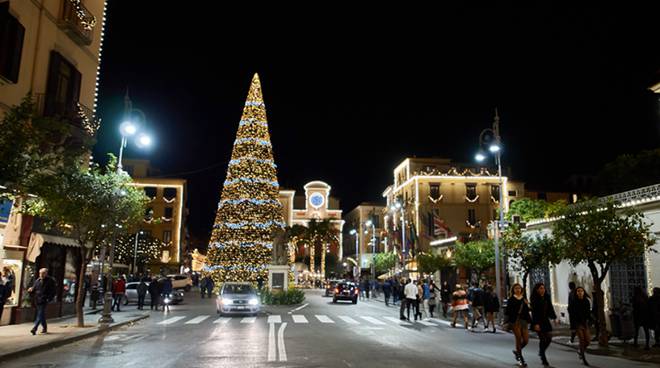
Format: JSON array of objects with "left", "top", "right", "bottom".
[
  {"left": 568, "top": 286, "right": 592, "bottom": 366},
  {"left": 383, "top": 279, "right": 392, "bottom": 306},
  {"left": 137, "top": 279, "right": 148, "bottom": 310},
  {"left": 206, "top": 276, "right": 214, "bottom": 298},
  {"left": 148, "top": 277, "right": 160, "bottom": 311},
  {"left": 200, "top": 276, "right": 207, "bottom": 298},
  {"left": 632, "top": 286, "right": 651, "bottom": 350},
  {"left": 649, "top": 287, "right": 660, "bottom": 348},
  {"left": 160, "top": 277, "right": 173, "bottom": 312},
  {"left": 483, "top": 285, "right": 500, "bottom": 333},
  {"left": 531, "top": 282, "right": 557, "bottom": 367},
  {"left": 506, "top": 283, "right": 532, "bottom": 367},
  {"left": 27, "top": 268, "right": 57, "bottom": 335},
  {"left": 568, "top": 281, "right": 577, "bottom": 343}
]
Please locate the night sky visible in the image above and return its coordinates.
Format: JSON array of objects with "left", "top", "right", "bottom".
[{"left": 93, "top": 4, "right": 660, "bottom": 242}]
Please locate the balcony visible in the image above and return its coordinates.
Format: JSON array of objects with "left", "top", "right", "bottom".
[
  {"left": 33, "top": 93, "right": 98, "bottom": 136},
  {"left": 59, "top": 0, "right": 96, "bottom": 46}
]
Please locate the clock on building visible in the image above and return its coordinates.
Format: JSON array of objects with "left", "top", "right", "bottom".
[{"left": 309, "top": 192, "right": 325, "bottom": 209}]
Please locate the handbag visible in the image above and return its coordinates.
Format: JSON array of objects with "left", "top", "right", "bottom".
[{"left": 502, "top": 299, "right": 525, "bottom": 332}]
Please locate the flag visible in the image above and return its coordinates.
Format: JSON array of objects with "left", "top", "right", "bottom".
[{"left": 433, "top": 215, "right": 452, "bottom": 238}]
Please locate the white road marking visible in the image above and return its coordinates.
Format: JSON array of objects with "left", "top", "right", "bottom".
[
  {"left": 292, "top": 315, "right": 308, "bottom": 323},
  {"left": 361, "top": 316, "right": 387, "bottom": 325},
  {"left": 157, "top": 316, "right": 185, "bottom": 325},
  {"left": 278, "top": 322, "right": 288, "bottom": 361},
  {"left": 290, "top": 303, "right": 309, "bottom": 312},
  {"left": 241, "top": 317, "right": 257, "bottom": 324},
  {"left": 315, "top": 315, "right": 334, "bottom": 323},
  {"left": 268, "top": 315, "right": 282, "bottom": 324},
  {"left": 416, "top": 319, "right": 439, "bottom": 327},
  {"left": 268, "top": 323, "right": 276, "bottom": 362},
  {"left": 185, "top": 315, "right": 210, "bottom": 324},
  {"left": 337, "top": 316, "right": 360, "bottom": 324},
  {"left": 383, "top": 316, "right": 413, "bottom": 326},
  {"left": 213, "top": 317, "right": 231, "bottom": 324}
]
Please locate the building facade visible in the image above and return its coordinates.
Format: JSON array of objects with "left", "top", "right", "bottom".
[
  {"left": 123, "top": 159, "right": 188, "bottom": 275},
  {"left": 343, "top": 203, "right": 385, "bottom": 271},
  {"left": 0, "top": 0, "right": 107, "bottom": 325}
]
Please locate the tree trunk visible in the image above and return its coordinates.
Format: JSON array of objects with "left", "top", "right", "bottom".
[
  {"left": 522, "top": 271, "right": 529, "bottom": 295},
  {"left": 75, "top": 247, "right": 91, "bottom": 327},
  {"left": 592, "top": 278, "right": 608, "bottom": 347}
]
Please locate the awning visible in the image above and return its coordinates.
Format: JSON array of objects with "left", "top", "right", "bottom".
[{"left": 27, "top": 233, "right": 84, "bottom": 262}]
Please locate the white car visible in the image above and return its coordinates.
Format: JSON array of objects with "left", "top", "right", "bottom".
[
  {"left": 167, "top": 274, "right": 192, "bottom": 291},
  {"left": 216, "top": 282, "right": 261, "bottom": 315}
]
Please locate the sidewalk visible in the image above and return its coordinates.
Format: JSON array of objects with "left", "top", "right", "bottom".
[
  {"left": 0, "top": 308, "right": 149, "bottom": 362},
  {"left": 363, "top": 294, "right": 660, "bottom": 364}
]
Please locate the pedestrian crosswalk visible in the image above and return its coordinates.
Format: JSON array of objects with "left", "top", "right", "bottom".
[{"left": 155, "top": 314, "right": 457, "bottom": 329}]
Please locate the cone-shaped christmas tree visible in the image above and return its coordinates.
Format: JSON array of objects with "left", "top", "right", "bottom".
[{"left": 205, "top": 73, "right": 285, "bottom": 283}]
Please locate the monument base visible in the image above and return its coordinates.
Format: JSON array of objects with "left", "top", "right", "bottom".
[{"left": 267, "top": 264, "right": 289, "bottom": 292}]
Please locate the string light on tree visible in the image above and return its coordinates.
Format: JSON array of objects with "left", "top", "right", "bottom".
[{"left": 204, "top": 73, "right": 285, "bottom": 283}]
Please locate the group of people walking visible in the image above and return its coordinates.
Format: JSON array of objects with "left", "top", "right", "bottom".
[{"left": 395, "top": 278, "right": 439, "bottom": 321}]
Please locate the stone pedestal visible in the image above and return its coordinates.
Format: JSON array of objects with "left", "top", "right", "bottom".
[{"left": 267, "top": 264, "right": 289, "bottom": 292}]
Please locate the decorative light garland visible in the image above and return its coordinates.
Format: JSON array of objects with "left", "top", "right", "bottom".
[
  {"left": 215, "top": 220, "right": 286, "bottom": 230},
  {"left": 224, "top": 177, "right": 279, "bottom": 187},
  {"left": 428, "top": 195, "right": 443, "bottom": 203},
  {"left": 220, "top": 198, "right": 281, "bottom": 206},
  {"left": 229, "top": 158, "right": 277, "bottom": 168},
  {"left": 68, "top": 0, "right": 97, "bottom": 31},
  {"left": 465, "top": 195, "right": 480, "bottom": 203},
  {"left": 211, "top": 241, "right": 273, "bottom": 249},
  {"left": 234, "top": 137, "right": 271, "bottom": 146}
]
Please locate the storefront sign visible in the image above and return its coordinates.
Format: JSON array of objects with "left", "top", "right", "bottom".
[{"left": 0, "top": 199, "right": 12, "bottom": 223}]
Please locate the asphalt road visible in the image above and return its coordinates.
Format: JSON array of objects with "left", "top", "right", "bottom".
[{"left": 5, "top": 289, "right": 657, "bottom": 368}]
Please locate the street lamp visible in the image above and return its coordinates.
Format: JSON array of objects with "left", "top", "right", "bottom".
[
  {"left": 390, "top": 201, "right": 406, "bottom": 265},
  {"left": 132, "top": 230, "right": 145, "bottom": 275},
  {"left": 475, "top": 108, "right": 505, "bottom": 306},
  {"left": 349, "top": 229, "right": 359, "bottom": 277},
  {"left": 366, "top": 220, "right": 376, "bottom": 279}
]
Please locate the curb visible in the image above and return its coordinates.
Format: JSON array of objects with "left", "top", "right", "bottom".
[
  {"left": 0, "top": 314, "right": 149, "bottom": 363},
  {"left": 552, "top": 339, "right": 660, "bottom": 364}
]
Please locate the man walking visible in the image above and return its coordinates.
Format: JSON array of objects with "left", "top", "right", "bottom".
[
  {"left": 111, "top": 276, "right": 126, "bottom": 312},
  {"left": 27, "top": 268, "right": 56, "bottom": 335},
  {"left": 399, "top": 278, "right": 408, "bottom": 320},
  {"left": 137, "top": 279, "right": 148, "bottom": 310},
  {"left": 200, "top": 275, "right": 207, "bottom": 298},
  {"left": 404, "top": 278, "right": 418, "bottom": 321},
  {"left": 383, "top": 278, "right": 392, "bottom": 306},
  {"left": 441, "top": 281, "right": 452, "bottom": 318},
  {"left": 470, "top": 282, "right": 485, "bottom": 328},
  {"left": 149, "top": 276, "right": 160, "bottom": 311}
]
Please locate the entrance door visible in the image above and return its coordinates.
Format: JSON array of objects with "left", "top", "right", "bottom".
[{"left": 609, "top": 255, "right": 647, "bottom": 309}]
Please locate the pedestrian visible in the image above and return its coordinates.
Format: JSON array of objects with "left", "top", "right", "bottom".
[
  {"left": 257, "top": 274, "right": 264, "bottom": 291},
  {"left": 506, "top": 283, "right": 531, "bottom": 367},
  {"left": 451, "top": 285, "right": 469, "bottom": 329},
  {"left": 27, "top": 268, "right": 56, "bottom": 335},
  {"left": 0, "top": 266, "right": 14, "bottom": 322},
  {"left": 137, "top": 279, "right": 148, "bottom": 310},
  {"left": 200, "top": 275, "right": 207, "bottom": 298},
  {"left": 428, "top": 280, "right": 437, "bottom": 318},
  {"left": 149, "top": 277, "right": 160, "bottom": 311},
  {"left": 421, "top": 279, "right": 430, "bottom": 319},
  {"left": 80, "top": 274, "right": 90, "bottom": 309},
  {"left": 206, "top": 276, "right": 214, "bottom": 298},
  {"left": 111, "top": 276, "right": 126, "bottom": 312},
  {"left": 404, "top": 278, "right": 418, "bottom": 321},
  {"left": 483, "top": 285, "right": 500, "bottom": 333},
  {"left": 470, "top": 282, "right": 485, "bottom": 329},
  {"left": 0, "top": 281, "right": 6, "bottom": 323},
  {"left": 392, "top": 278, "right": 400, "bottom": 306},
  {"left": 363, "top": 278, "right": 370, "bottom": 299},
  {"left": 415, "top": 280, "right": 424, "bottom": 320},
  {"left": 649, "top": 287, "right": 660, "bottom": 348},
  {"left": 161, "top": 276, "right": 173, "bottom": 312},
  {"left": 399, "top": 278, "right": 408, "bottom": 320},
  {"left": 531, "top": 282, "right": 557, "bottom": 367},
  {"left": 383, "top": 278, "right": 392, "bottom": 306},
  {"left": 632, "top": 286, "right": 651, "bottom": 350},
  {"left": 568, "top": 281, "right": 577, "bottom": 343},
  {"left": 568, "top": 286, "right": 592, "bottom": 366},
  {"left": 441, "top": 281, "right": 452, "bottom": 318}
]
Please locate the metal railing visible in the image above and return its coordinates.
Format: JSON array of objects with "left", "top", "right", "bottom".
[{"left": 60, "top": 0, "right": 94, "bottom": 46}]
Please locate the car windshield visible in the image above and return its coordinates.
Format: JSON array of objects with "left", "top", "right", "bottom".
[{"left": 223, "top": 284, "right": 254, "bottom": 294}]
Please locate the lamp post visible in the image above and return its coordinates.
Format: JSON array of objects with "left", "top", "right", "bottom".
[
  {"left": 366, "top": 220, "right": 376, "bottom": 279},
  {"left": 390, "top": 201, "right": 406, "bottom": 269},
  {"left": 475, "top": 108, "right": 504, "bottom": 305},
  {"left": 349, "top": 229, "right": 359, "bottom": 277},
  {"left": 118, "top": 94, "right": 153, "bottom": 173},
  {"left": 132, "top": 230, "right": 144, "bottom": 275}
]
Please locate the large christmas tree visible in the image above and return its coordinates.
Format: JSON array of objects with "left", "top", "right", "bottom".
[{"left": 205, "top": 73, "right": 285, "bottom": 284}]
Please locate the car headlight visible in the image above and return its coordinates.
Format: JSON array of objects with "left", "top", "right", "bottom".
[
  {"left": 222, "top": 298, "right": 233, "bottom": 304},
  {"left": 248, "top": 298, "right": 259, "bottom": 306}
]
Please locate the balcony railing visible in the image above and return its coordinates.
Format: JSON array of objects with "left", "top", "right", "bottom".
[
  {"left": 59, "top": 0, "right": 95, "bottom": 46},
  {"left": 33, "top": 93, "right": 98, "bottom": 136}
]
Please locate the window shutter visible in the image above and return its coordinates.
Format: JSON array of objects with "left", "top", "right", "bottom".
[
  {"left": 68, "top": 66, "right": 82, "bottom": 118},
  {"left": 44, "top": 51, "right": 63, "bottom": 116}
]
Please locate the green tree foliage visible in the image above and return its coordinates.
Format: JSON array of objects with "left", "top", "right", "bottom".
[
  {"left": 505, "top": 198, "right": 566, "bottom": 222},
  {"left": 553, "top": 199, "right": 655, "bottom": 346},
  {"left": 416, "top": 252, "right": 451, "bottom": 274},
  {"left": 373, "top": 252, "right": 398, "bottom": 274},
  {"left": 503, "top": 224, "right": 561, "bottom": 289},
  {"left": 32, "top": 156, "right": 148, "bottom": 327},
  {"left": 453, "top": 240, "right": 496, "bottom": 281},
  {"left": 596, "top": 149, "right": 660, "bottom": 196},
  {"left": 114, "top": 232, "right": 164, "bottom": 272}
]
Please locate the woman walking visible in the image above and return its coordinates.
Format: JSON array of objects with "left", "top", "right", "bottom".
[
  {"left": 505, "top": 283, "right": 531, "bottom": 367},
  {"left": 451, "top": 285, "right": 469, "bottom": 329},
  {"left": 568, "top": 286, "right": 592, "bottom": 365},
  {"left": 632, "top": 286, "right": 651, "bottom": 350},
  {"left": 483, "top": 285, "right": 500, "bottom": 333},
  {"left": 531, "top": 282, "right": 557, "bottom": 367}
]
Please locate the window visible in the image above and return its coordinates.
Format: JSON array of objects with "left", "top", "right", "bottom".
[
  {"left": 144, "top": 208, "right": 154, "bottom": 220},
  {"left": 144, "top": 187, "right": 157, "bottom": 199},
  {"left": 164, "top": 207, "right": 173, "bottom": 219},
  {"left": 467, "top": 209, "right": 477, "bottom": 226},
  {"left": 429, "top": 183, "right": 441, "bottom": 200},
  {"left": 491, "top": 185, "right": 500, "bottom": 200},
  {"left": 537, "top": 192, "right": 547, "bottom": 201},
  {"left": 466, "top": 183, "right": 477, "bottom": 200},
  {"left": 163, "top": 230, "right": 172, "bottom": 244},
  {"left": 0, "top": 3, "right": 25, "bottom": 83},
  {"left": 508, "top": 190, "right": 517, "bottom": 197},
  {"left": 44, "top": 51, "right": 82, "bottom": 119},
  {"left": 163, "top": 187, "right": 177, "bottom": 200}
]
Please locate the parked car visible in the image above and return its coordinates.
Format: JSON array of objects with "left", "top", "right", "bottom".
[
  {"left": 333, "top": 281, "right": 358, "bottom": 304},
  {"left": 216, "top": 282, "right": 260, "bottom": 315},
  {"left": 324, "top": 279, "right": 343, "bottom": 297},
  {"left": 122, "top": 282, "right": 184, "bottom": 305},
  {"left": 167, "top": 274, "right": 192, "bottom": 291}
]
